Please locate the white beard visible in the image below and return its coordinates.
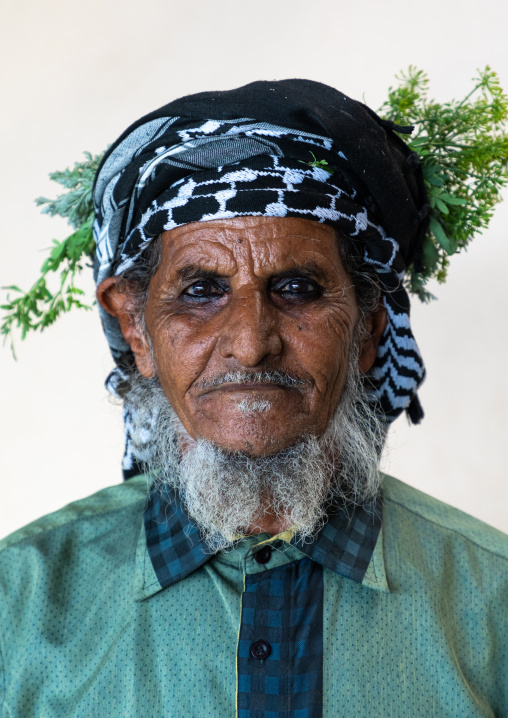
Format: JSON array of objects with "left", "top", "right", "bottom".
[{"left": 124, "top": 354, "right": 386, "bottom": 553}]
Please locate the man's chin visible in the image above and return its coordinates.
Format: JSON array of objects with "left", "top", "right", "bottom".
[
  {"left": 191, "top": 433, "right": 311, "bottom": 460},
  {"left": 188, "top": 418, "right": 318, "bottom": 459}
]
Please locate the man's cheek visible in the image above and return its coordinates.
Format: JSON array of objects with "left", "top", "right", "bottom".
[
  {"left": 153, "top": 328, "right": 215, "bottom": 400},
  {"left": 288, "top": 326, "right": 350, "bottom": 394}
]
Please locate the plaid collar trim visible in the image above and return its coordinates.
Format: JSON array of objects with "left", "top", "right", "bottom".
[
  {"left": 143, "top": 485, "right": 210, "bottom": 591},
  {"left": 296, "top": 497, "right": 382, "bottom": 583},
  {"left": 139, "top": 482, "right": 385, "bottom": 600}
]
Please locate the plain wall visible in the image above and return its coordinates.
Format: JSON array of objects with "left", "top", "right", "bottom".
[{"left": 1, "top": 0, "right": 507, "bottom": 538}]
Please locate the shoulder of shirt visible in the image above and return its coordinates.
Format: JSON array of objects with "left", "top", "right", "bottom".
[
  {"left": 0, "top": 475, "right": 148, "bottom": 553},
  {"left": 382, "top": 473, "right": 508, "bottom": 562}
]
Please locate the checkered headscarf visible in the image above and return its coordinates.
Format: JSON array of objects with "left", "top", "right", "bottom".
[{"left": 93, "top": 80, "right": 429, "bottom": 473}]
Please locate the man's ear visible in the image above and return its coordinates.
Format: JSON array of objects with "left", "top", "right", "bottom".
[
  {"left": 96, "top": 277, "right": 156, "bottom": 378},
  {"left": 358, "top": 303, "right": 387, "bottom": 374}
]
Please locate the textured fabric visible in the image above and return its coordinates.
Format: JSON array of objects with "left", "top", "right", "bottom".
[
  {"left": 1, "top": 475, "right": 507, "bottom": 717},
  {"left": 94, "top": 80, "right": 428, "bottom": 278},
  {"left": 92, "top": 79, "right": 429, "bottom": 475},
  {"left": 144, "top": 484, "right": 210, "bottom": 587},
  {"left": 238, "top": 558, "right": 324, "bottom": 718}
]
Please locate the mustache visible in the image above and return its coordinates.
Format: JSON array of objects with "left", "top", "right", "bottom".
[{"left": 195, "top": 370, "right": 311, "bottom": 390}]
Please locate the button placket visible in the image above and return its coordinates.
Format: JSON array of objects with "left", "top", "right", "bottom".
[{"left": 237, "top": 556, "right": 324, "bottom": 715}]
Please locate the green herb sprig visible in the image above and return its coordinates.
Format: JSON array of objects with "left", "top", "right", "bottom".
[
  {"left": 299, "top": 151, "right": 334, "bottom": 175},
  {"left": 379, "top": 66, "right": 508, "bottom": 301},
  {"left": 1, "top": 151, "right": 103, "bottom": 356}
]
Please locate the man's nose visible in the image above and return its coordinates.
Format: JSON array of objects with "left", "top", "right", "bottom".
[{"left": 218, "top": 289, "right": 283, "bottom": 367}]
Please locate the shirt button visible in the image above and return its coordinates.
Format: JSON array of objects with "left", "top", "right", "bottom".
[
  {"left": 254, "top": 546, "right": 272, "bottom": 564},
  {"left": 250, "top": 640, "right": 272, "bottom": 660}
]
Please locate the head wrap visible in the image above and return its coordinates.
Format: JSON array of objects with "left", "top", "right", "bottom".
[{"left": 93, "top": 79, "right": 428, "bottom": 473}]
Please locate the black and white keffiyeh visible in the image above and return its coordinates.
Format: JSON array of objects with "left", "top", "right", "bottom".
[{"left": 92, "top": 80, "right": 429, "bottom": 474}]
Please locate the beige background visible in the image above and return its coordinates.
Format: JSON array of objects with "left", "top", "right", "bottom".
[{"left": 1, "top": 0, "right": 507, "bottom": 538}]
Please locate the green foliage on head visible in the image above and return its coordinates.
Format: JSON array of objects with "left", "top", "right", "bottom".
[
  {"left": 379, "top": 66, "right": 508, "bottom": 301},
  {"left": 299, "top": 151, "right": 334, "bottom": 175},
  {"left": 1, "top": 152, "right": 103, "bottom": 356}
]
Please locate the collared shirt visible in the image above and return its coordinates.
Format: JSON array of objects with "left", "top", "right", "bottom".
[{"left": 0, "top": 473, "right": 507, "bottom": 717}]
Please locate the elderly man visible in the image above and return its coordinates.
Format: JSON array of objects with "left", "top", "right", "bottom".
[{"left": 0, "top": 80, "right": 507, "bottom": 717}]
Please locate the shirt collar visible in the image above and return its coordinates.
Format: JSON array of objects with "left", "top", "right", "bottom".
[{"left": 135, "top": 481, "right": 388, "bottom": 601}]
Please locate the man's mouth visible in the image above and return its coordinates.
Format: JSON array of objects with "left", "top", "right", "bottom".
[{"left": 194, "top": 370, "right": 311, "bottom": 397}]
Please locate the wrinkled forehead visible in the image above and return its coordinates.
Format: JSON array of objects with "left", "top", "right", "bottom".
[{"left": 157, "top": 216, "right": 343, "bottom": 278}]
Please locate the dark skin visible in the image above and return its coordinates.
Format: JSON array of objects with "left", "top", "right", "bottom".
[{"left": 98, "top": 216, "right": 387, "bottom": 534}]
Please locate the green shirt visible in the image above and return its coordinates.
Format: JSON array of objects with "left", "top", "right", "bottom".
[{"left": 0, "top": 474, "right": 507, "bottom": 717}]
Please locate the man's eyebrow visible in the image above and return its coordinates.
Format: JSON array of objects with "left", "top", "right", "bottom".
[
  {"left": 271, "top": 263, "right": 328, "bottom": 282},
  {"left": 176, "top": 262, "right": 329, "bottom": 283},
  {"left": 176, "top": 265, "right": 223, "bottom": 283}
]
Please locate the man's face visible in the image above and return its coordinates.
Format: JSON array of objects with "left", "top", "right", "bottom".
[{"left": 136, "top": 216, "right": 371, "bottom": 457}]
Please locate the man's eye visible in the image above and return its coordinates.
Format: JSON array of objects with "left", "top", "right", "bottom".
[
  {"left": 183, "top": 280, "right": 227, "bottom": 299},
  {"left": 274, "top": 278, "right": 322, "bottom": 297}
]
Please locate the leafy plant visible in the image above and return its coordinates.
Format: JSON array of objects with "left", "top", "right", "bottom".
[
  {"left": 379, "top": 66, "right": 508, "bottom": 301},
  {"left": 300, "top": 151, "right": 334, "bottom": 175},
  {"left": 1, "top": 151, "right": 103, "bottom": 355}
]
